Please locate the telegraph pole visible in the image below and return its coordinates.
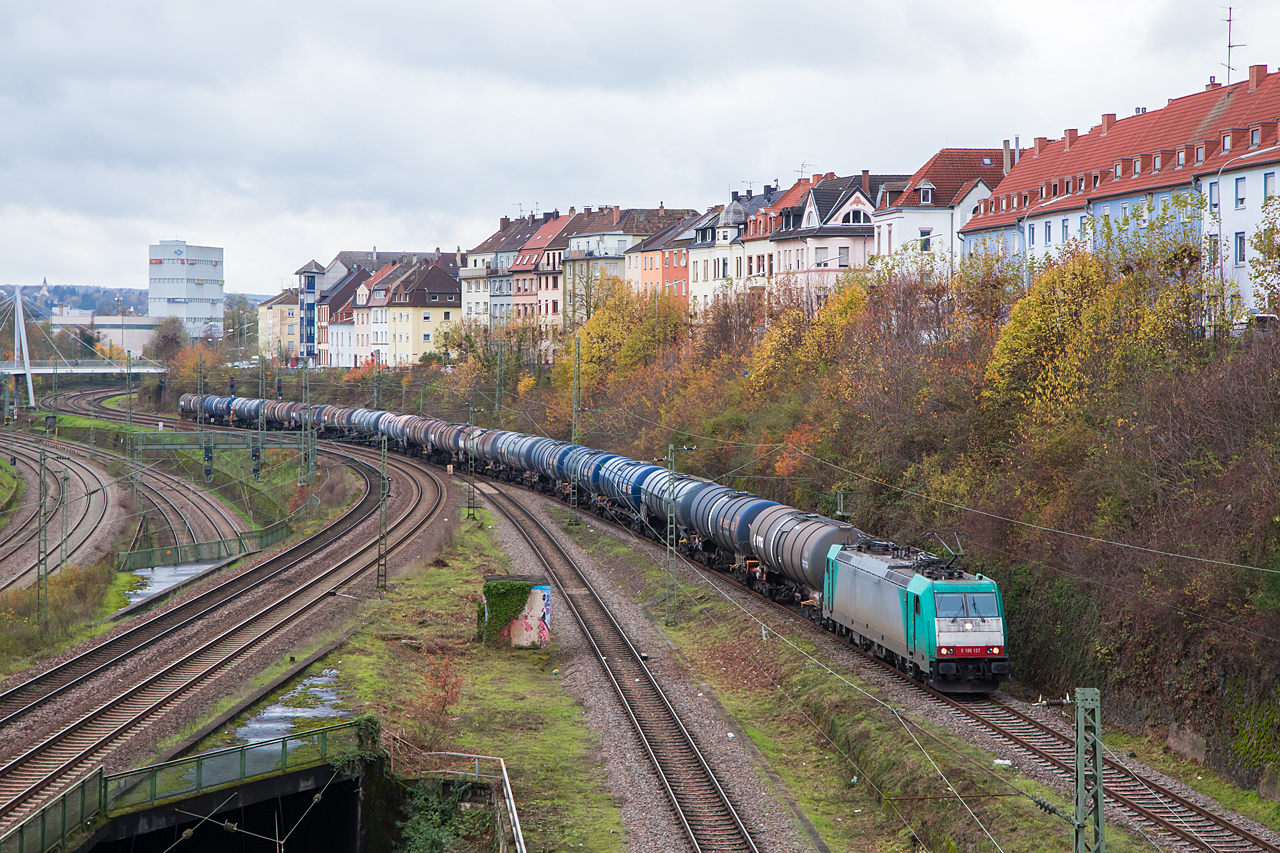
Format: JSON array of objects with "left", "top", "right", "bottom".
[
  {"left": 466, "top": 405, "right": 483, "bottom": 521},
  {"left": 377, "top": 434, "right": 388, "bottom": 590},
  {"left": 253, "top": 357, "right": 264, "bottom": 481},
  {"left": 665, "top": 443, "right": 677, "bottom": 625},
  {"left": 568, "top": 335, "right": 581, "bottom": 525},
  {"left": 36, "top": 445, "right": 48, "bottom": 625},
  {"left": 58, "top": 467, "right": 70, "bottom": 571},
  {"left": 127, "top": 351, "right": 137, "bottom": 501},
  {"left": 495, "top": 341, "right": 504, "bottom": 426},
  {"left": 1075, "top": 688, "right": 1105, "bottom": 853}
]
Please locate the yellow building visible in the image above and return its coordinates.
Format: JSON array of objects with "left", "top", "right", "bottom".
[
  {"left": 385, "top": 262, "right": 463, "bottom": 364},
  {"left": 256, "top": 290, "right": 298, "bottom": 365}
]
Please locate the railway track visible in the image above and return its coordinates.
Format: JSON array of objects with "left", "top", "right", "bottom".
[
  {"left": 481, "top": 481, "right": 758, "bottom": 853},
  {"left": 0, "top": 444, "right": 443, "bottom": 833},
  {"left": 0, "top": 434, "right": 111, "bottom": 592},
  {"left": 478, "top": 468, "right": 1278, "bottom": 853}
]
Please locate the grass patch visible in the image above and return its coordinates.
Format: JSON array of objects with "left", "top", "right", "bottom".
[
  {"left": 0, "top": 459, "right": 24, "bottom": 539},
  {"left": 553, "top": 512, "right": 1153, "bottom": 853},
  {"left": 0, "top": 545, "right": 141, "bottom": 676},
  {"left": 336, "top": 509, "right": 627, "bottom": 852}
]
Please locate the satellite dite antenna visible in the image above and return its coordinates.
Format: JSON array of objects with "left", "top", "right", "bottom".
[{"left": 1222, "top": 6, "right": 1245, "bottom": 87}]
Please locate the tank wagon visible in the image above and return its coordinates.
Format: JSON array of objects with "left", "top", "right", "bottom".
[{"left": 187, "top": 394, "right": 1010, "bottom": 693}]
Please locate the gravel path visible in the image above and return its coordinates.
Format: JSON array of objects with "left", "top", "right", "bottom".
[{"left": 483, "top": 482, "right": 811, "bottom": 853}]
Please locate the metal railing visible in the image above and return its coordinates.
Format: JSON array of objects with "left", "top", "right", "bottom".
[
  {"left": 383, "top": 735, "right": 526, "bottom": 853},
  {"left": 117, "top": 516, "right": 292, "bottom": 571},
  {"left": 0, "top": 769, "right": 103, "bottom": 853},
  {"left": 102, "top": 721, "right": 363, "bottom": 814}
]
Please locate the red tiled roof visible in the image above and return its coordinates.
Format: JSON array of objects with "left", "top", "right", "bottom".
[
  {"left": 509, "top": 214, "right": 572, "bottom": 271},
  {"left": 880, "top": 148, "right": 1010, "bottom": 211},
  {"left": 963, "top": 67, "right": 1280, "bottom": 233}
]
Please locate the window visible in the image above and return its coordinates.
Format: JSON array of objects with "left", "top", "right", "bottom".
[
  {"left": 552, "top": 300, "right": 558, "bottom": 313},
  {"left": 423, "top": 333, "right": 431, "bottom": 342},
  {"left": 447, "top": 294, "right": 455, "bottom": 301},
  {"left": 431, "top": 294, "right": 439, "bottom": 301},
  {"left": 703, "top": 259, "right": 708, "bottom": 280},
  {"left": 919, "top": 187, "right": 933, "bottom": 204},
  {"left": 288, "top": 308, "right": 295, "bottom": 317},
  {"left": 1196, "top": 146, "right": 1205, "bottom": 163},
  {"left": 423, "top": 312, "right": 430, "bottom": 320},
  {"left": 1092, "top": 175, "right": 1100, "bottom": 189},
  {"left": 1121, "top": 203, "right": 1128, "bottom": 221},
  {"left": 838, "top": 247, "right": 849, "bottom": 267},
  {"left": 1028, "top": 223, "right": 1035, "bottom": 246},
  {"left": 747, "top": 256, "right": 754, "bottom": 275},
  {"left": 1177, "top": 150, "right": 1186, "bottom": 167},
  {"left": 1266, "top": 172, "right": 1277, "bottom": 199},
  {"left": 1252, "top": 128, "right": 1261, "bottom": 147},
  {"left": 1209, "top": 181, "right": 1219, "bottom": 214},
  {"left": 287, "top": 324, "right": 295, "bottom": 335},
  {"left": 1236, "top": 232, "right": 1247, "bottom": 265},
  {"left": 815, "top": 247, "right": 828, "bottom": 267},
  {"left": 1153, "top": 155, "right": 1161, "bottom": 171},
  {"left": 1222, "top": 133, "right": 1232, "bottom": 153},
  {"left": 1062, "top": 218, "right": 1069, "bottom": 240},
  {"left": 443, "top": 311, "right": 451, "bottom": 320},
  {"left": 919, "top": 230, "right": 932, "bottom": 251},
  {"left": 1132, "top": 159, "right": 1140, "bottom": 176},
  {"left": 1114, "top": 163, "right": 1122, "bottom": 179},
  {"left": 1044, "top": 221, "right": 1051, "bottom": 244},
  {"left": 735, "top": 257, "right": 742, "bottom": 277},
  {"left": 1235, "top": 177, "right": 1246, "bottom": 208}
]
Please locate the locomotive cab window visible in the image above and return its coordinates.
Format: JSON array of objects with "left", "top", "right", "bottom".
[
  {"left": 934, "top": 592, "right": 999, "bottom": 618},
  {"left": 966, "top": 592, "right": 998, "bottom": 617},
  {"left": 934, "top": 593, "right": 966, "bottom": 618}
]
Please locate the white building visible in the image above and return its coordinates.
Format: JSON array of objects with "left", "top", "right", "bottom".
[{"left": 148, "top": 239, "right": 225, "bottom": 337}]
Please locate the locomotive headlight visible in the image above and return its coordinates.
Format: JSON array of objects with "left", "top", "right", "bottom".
[
  {"left": 990, "top": 646, "right": 1002, "bottom": 655},
  {"left": 938, "top": 647, "right": 950, "bottom": 655},
  {"left": 963, "top": 621, "right": 974, "bottom": 631}
]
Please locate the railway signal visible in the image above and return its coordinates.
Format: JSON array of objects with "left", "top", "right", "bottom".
[
  {"left": 251, "top": 439, "right": 261, "bottom": 481},
  {"left": 277, "top": 377, "right": 283, "bottom": 399},
  {"left": 229, "top": 375, "right": 235, "bottom": 396}
]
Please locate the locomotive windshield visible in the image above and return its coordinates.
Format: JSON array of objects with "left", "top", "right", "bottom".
[{"left": 934, "top": 591, "right": 1000, "bottom": 619}]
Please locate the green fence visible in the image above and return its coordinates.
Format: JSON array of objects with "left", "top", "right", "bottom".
[
  {"left": 0, "top": 722, "right": 363, "bottom": 853},
  {"left": 116, "top": 516, "right": 292, "bottom": 571},
  {"left": 0, "top": 769, "right": 102, "bottom": 853},
  {"left": 102, "top": 721, "right": 362, "bottom": 813}
]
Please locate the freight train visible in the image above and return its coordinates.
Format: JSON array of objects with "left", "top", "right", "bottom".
[{"left": 180, "top": 394, "right": 1011, "bottom": 693}]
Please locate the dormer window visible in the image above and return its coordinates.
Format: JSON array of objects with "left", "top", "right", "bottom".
[
  {"left": 1196, "top": 146, "right": 1205, "bottom": 163},
  {"left": 1114, "top": 163, "right": 1122, "bottom": 179},
  {"left": 1251, "top": 128, "right": 1261, "bottom": 147},
  {"left": 1052, "top": 182, "right": 1059, "bottom": 197},
  {"left": 982, "top": 157, "right": 992, "bottom": 166},
  {"left": 919, "top": 187, "right": 933, "bottom": 204},
  {"left": 1022, "top": 193, "right": 1029, "bottom": 207},
  {"left": 1133, "top": 159, "right": 1141, "bottom": 176},
  {"left": 1065, "top": 179, "right": 1072, "bottom": 194},
  {"left": 1177, "top": 150, "right": 1186, "bottom": 167},
  {"left": 1222, "top": 134, "right": 1232, "bottom": 153}
]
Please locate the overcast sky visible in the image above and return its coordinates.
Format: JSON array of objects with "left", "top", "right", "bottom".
[{"left": 2, "top": 1, "right": 1278, "bottom": 295}]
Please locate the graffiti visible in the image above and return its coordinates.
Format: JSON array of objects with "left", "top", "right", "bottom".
[{"left": 508, "top": 585, "right": 552, "bottom": 649}]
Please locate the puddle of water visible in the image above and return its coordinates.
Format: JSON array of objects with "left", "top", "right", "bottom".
[
  {"left": 235, "top": 668, "right": 348, "bottom": 744},
  {"left": 124, "top": 560, "right": 224, "bottom": 606}
]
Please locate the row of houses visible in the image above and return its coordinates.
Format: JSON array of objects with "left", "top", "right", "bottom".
[{"left": 263, "top": 63, "right": 1280, "bottom": 368}]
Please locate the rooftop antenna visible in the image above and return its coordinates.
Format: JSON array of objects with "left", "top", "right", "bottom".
[
  {"left": 513, "top": 203, "right": 526, "bottom": 218},
  {"left": 1222, "top": 6, "right": 1244, "bottom": 87},
  {"left": 795, "top": 160, "right": 814, "bottom": 177}
]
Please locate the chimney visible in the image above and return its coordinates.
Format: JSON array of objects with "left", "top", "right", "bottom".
[
  {"left": 731, "top": 191, "right": 740, "bottom": 201},
  {"left": 611, "top": 206, "right": 620, "bottom": 225},
  {"left": 811, "top": 173, "right": 821, "bottom": 184},
  {"left": 568, "top": 206, "right": 576, "bottom": 216},
  {"left": 746, "top": 188, "right": 753, "bottom": 199},
  {"left": 659, "top": 201, "right": 665, "bottom": 214},
  {"left": 1100, "top": 113, "right": 1116, "bottom": 135},
  {"left": 456, "top": 246, "right": 462, "bottom": 267},
  {"left": 543, "top": 211, "right": 553, "bottom": 222},
  {"left": 861, "top": 169, "right": 870, "bottom": 195},
  {"left": 1250, "top": 64, "right": 1268, "bottom": 92},
  {"left": 371, "top": 245, "right": 376, "bottom": 262},
  {"left": 1207, "top": 75, "right": 1221, "bottom": 90},
  {"left": 583, "top": 207, "right": 592, "bottom": 215},
  {"left": 1002, "top": 141, "right": 1011, "bottom": 174},
  {"left": 500, "top": 216, "right": 510, "bottom": 230},
  {"left": 1064, "top": 129, "right": 1078, "bottom": 151},
  {"left": 1033, "top": 137, "right": 1047, "bottom": 157}
]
